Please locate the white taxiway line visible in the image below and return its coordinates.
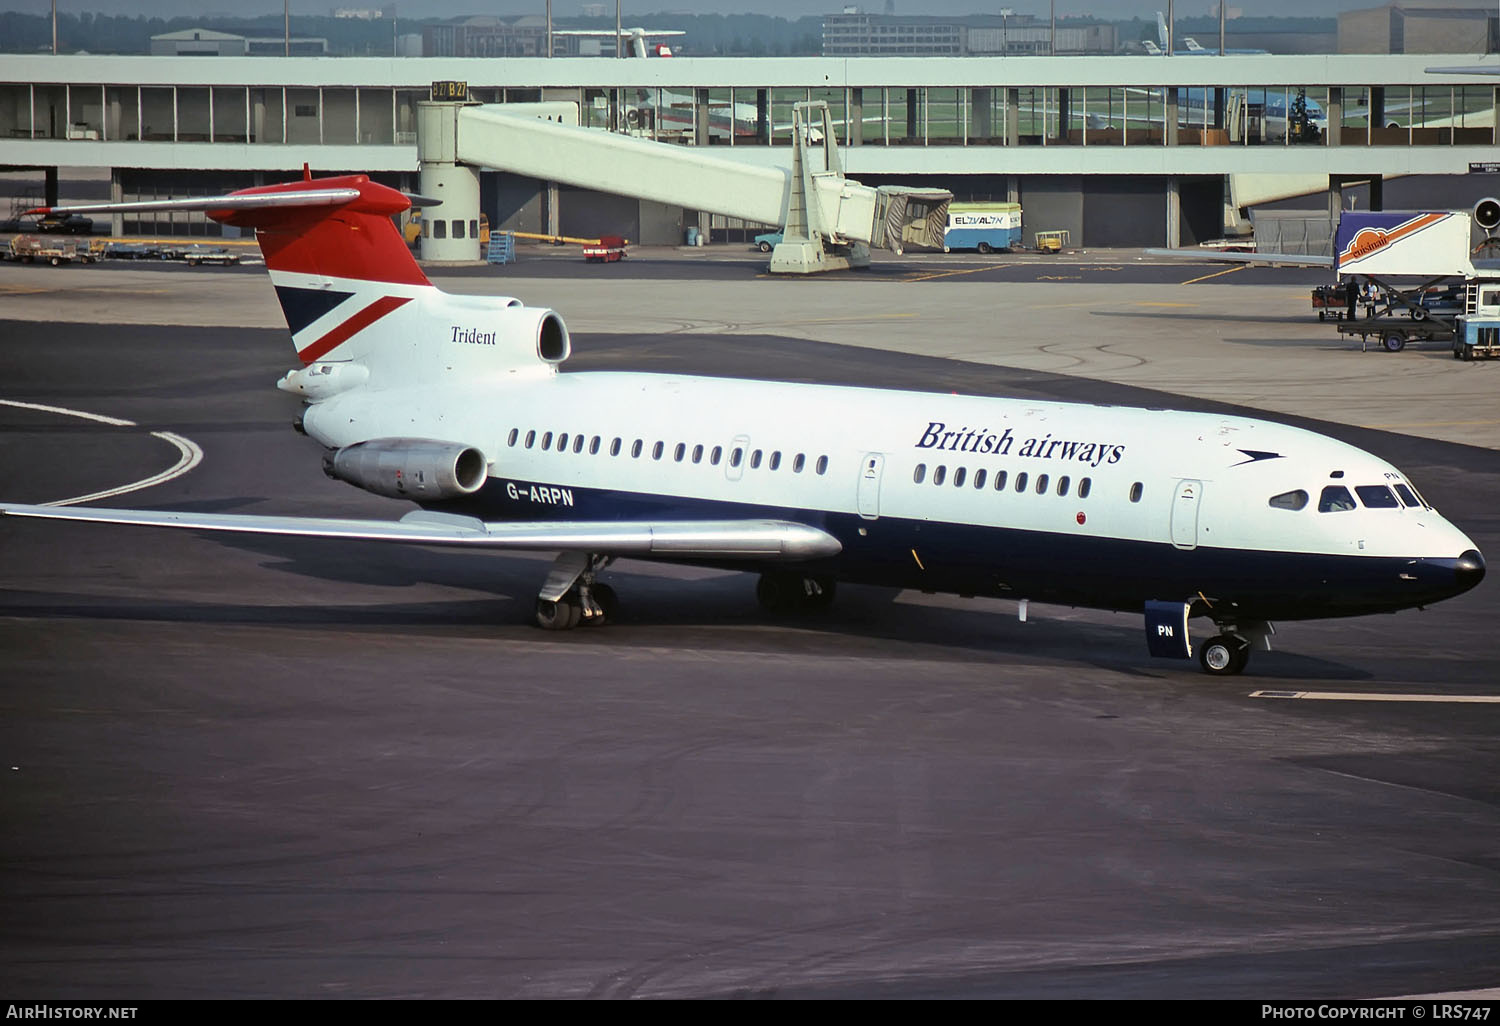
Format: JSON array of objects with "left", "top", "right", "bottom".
[
  {"left": 1251, "top": 690, "right": 1500, "bottom": 704},
  {"left": 1, "top": 399, "right": 204, "bottom": 506}
]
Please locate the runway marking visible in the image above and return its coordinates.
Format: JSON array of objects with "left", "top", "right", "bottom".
[
  {"left": 1251, "top": 690, "right": 1500, "bottom": 704},
  {"left": 1, "top": 399, "right": 134, "bottom": 427},
  {"left": 903, "top": 265, "right": 1007, "bottom": 282},
  {"left": 1181, "top": 265, "right": 1247, "bottom": 285},
  {"left": 0, "top": 399, "right": 204, "bottom": 506}
]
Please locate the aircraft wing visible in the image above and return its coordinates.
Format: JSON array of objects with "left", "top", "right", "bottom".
[
  {"left": 1144, "top": 247, "right": 1334, "bottom": 268},
  {"left": 0, "top": 504, "right": 841, "bottom": 560}
]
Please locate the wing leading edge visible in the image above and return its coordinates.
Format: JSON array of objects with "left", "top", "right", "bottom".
[{"left": 0, "top": 505, "right": 842, "bottom": 561}]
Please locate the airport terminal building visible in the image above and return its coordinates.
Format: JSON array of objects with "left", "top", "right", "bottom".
[{"left": 1, "top": 52, "right": 1497, "bottom": 247}]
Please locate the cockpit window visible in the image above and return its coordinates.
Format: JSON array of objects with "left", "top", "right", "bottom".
[
  {"left": 1318, "top": 485, "right": 1357, "bottom": 513},
  {"left": 1355, "top": 485, "right": 1400, "bottom": 509},
  {"left": 1393, "top": 483, "right": 1421, "bottom": 508},
  {"left": 1268, "top": 490, "right": 1309, "bottom": 511}
]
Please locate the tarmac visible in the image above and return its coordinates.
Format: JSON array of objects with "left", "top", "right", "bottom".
[{"left": 1, "top": 246, "right": 1498, "bottom": 999}]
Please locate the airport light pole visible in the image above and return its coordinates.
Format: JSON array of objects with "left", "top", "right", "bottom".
[
  {"left": 285, "top": 0, "right": 290, "bottom": 57},
  {"left": 616, "top": 0, "right": 623, "bottom": 59},
  {"left": 1000, "top": 8, "right": 1011, "bottom": 56}
]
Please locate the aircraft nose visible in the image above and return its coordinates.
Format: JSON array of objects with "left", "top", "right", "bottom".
[{"left": 1456, "top": 549, "right": 1486, "bottom": 591}]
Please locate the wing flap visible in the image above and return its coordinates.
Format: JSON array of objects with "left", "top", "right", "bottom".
[{"left": 0, "top": 504, "right": 841, "bottom": 561}]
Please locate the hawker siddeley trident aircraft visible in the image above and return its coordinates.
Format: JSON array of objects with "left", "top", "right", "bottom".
[{"left": 2, "top": 174, "right": 1485, "bottom": 675}]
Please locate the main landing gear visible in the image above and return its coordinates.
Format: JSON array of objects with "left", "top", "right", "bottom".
[
  {"left": 534, "top": 552, "right": 618, "bottom": 630},
  {"left": 755, "top": 572, "right": 836, "bottom": 615}
]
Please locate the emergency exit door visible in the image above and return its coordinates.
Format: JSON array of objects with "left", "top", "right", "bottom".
[
  {"left": 858, "top": 453, "right": 885, "bottom": 520},
  {"left": 1171, "top": 479, "right": 1202, "bottom": 550}
]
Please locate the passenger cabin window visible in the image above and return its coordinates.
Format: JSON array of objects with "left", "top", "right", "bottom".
[
  {"left": 793, "top": 454, "right": 805, "bottom": 473},
  {"left": 750, "top": 449, "right": 763, "bottom": 469},
  {"left": 1355, "top": 485, "right": 1400, "bottom": 509},
  {"left": 525, "top": 430, "right": 536, "bottom": 448},
  {"left": 631, "top": 440, "right": 643, "bottom": 458},
  {"left": 953, "top": 467, "right": 966, "bottom": 488},
  {"left": 588, "top": 436, "right": 600, "bottom": 455},
  {"left": 933, "top": 465, "right": 947, "bottom": 486},
  {"left": 1318, "top": 485, "right": 1357, "bottom": 513},
  {"left": 674, "top": 443, "right": 685, "bottom": 462},
  {"left": 769, "top": 451, "right": 782, "bottom": 471},
  {"left": 1078, "top": 478, "right": 1091, "bottom": 499},
  {"left": 1035, "top": 474, "right": 1049, "bottom": 494},
  {"left": 574, "top": 435, "right": 585, "bottom": 454},
  {"left": 711, "top": 446, "right": 723, "bottom": 466},
  {"left": 994, "top": 470, "right": 1008, "bottom": 492},
  {"left": 541, "top": 431, "right": 553, "bottom": 449},
  {"left": 507, "top": 428, "right": 518, "bottom": 447},
  {"left": 556, "top": 433, "right": 568, "bottom": 451},
  {"left": 974, "top": 469, "right": 987, "bottom": 490},
  {"left": 1057, "top": 476, "right": 1070, "bottom": 497},
  {"left": 692, "top": 444, "right": 703, "bottom": 464},
  {"left": 1129, "top": 482, "right": 1144, "bottom": 503},
  {"left": 610, "top": 437, "right": 622, "bottom": 456},
  {"left": 1015, "top": 472, "right": 1028, "bottom": 493},
  {"left": 1269, "top": 490, "right": 1309, "bottom": 511},
  {"left": 652, "top": 441, "right": 664, "bottom": 460},
  {"left": 815, "top": 456, "right": 828, "bottom": 475},
  {"left": 730, "top": 448, "right": 743, "bottom": 468},
  {"left": 913, "top": 464, "right": 926, "bottom": 484}
]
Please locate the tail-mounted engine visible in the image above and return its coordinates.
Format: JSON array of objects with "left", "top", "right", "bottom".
[{"left": 324, "top": 438, "right": 487, "bottom": 500}]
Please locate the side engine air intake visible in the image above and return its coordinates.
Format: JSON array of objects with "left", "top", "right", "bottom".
[{"left": 324, "top": 439, "right": 487, "bottom": 500}]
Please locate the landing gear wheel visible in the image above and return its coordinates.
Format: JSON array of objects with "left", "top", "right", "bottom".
[
  {"left": 756, "top": 573, "right": 800, "bottom": 615},
  {"left": 535, "top": 595, "right": 582, "bottom": 631},
  {"left": 756, "top": 573, "right": 837, "bottom": 616},
  {"left": 1199, "top": 634, "right": 1250, "bottom": 676},
  {"left": 1382, "top": 331, "right": 1406, "bottom": 353}
]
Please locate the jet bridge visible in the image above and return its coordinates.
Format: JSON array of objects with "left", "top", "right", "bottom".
[{"left": 417, "top": 99, "right": 951, "bottom": 274}]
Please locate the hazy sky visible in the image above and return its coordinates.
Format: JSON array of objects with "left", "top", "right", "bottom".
[{"left": 0, "top": 1, "right": 1400, "bottom": 19}]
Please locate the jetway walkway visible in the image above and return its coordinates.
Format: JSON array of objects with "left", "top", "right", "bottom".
[{"left": 417, "top": 99, "right": 951, "bottom": 274}]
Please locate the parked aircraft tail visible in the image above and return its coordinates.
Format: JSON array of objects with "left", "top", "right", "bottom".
[{"left": 26, "top": 172, "right": 570, "bottom": 386}]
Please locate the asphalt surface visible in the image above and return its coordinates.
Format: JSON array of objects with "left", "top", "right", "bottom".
[{"left": 1, "top": 279, "right": 1498, "bottom": 998}]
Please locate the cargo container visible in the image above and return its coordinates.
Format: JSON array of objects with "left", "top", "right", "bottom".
[{"left": 942, "top": 202, "right": 1022, "bottom": 254}]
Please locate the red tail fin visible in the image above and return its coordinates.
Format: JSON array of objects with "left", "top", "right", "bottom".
[{"left": 213, "top": 175, "right": 430, "bottom": 287}]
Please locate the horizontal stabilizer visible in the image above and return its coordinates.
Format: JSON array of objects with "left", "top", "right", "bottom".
[
  {"left": 1144, "top": 248, "right": 1334, "bottom": 268},
  {"left": 0, "top": 504, "right": 842, "bottom": 561},
  {"left": 25, "top": 189, "right": 362, "bottom": 218}
]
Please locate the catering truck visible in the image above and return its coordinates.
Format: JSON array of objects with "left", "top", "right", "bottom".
[
  {"left": 942, "top": 201, "right": 1022, "bottom": 254},
  {"left": 1332, "top": 201, "right": 1500, "bottom": 352}
]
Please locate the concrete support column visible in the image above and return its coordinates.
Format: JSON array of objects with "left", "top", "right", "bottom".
[
  {"left": 1165, "top": 88, "right": 1179, "bottom": 146},
  {"left": 547, "top": 182, "right": 560, "bottom": 239},
  {"left": 416, "top": 100, "right": 481, "bottom": 262},
  {"left": 849, "top": 88, "right": 863, "bottom": 147},
  {"left": 110, "top": 170, "right": 123, "bottom": 236},
  {"left": 906, "top": 88, "right": 919, "bottom": 142},
  {"left": 1369, "top": 175, "right": 1383, "bottom": 212},
  {"left": 44, "top": 166, "right": 58, "bottom": 207},
  {"left": 972, "top": 88, "right": 992, "bottom": 142},
  {"left": 1005, "top": 88, "right": 1020, "bottom": 146},
  {"left": 1006, "top": 175, "right": 1019, "bottom": 204},
  {"left": 1166, "top": 174, "right": 1181, "bottom": 249},
  {"left": 1327, "top": 87, "right": 1342, "bottom": 147},
  {"left": 694, "top": 87, "right": 709, "bottom": 146},
  {"left": 756, "top": 88, "right": 769, "bottom": 145}
]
